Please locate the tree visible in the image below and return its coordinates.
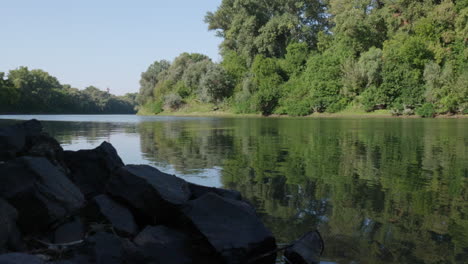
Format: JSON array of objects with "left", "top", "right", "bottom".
[
  {"left": 199, "top": 64, "right": 234, "bottom": 103},
  {"left": 137, "top": 60, "right": 170, "bottom": 105},
  {"left": 205, "top": 0, "right": 327, "bottom": 62}
]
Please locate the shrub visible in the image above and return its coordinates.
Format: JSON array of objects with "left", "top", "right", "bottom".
[
  {"left": 164, "top": 93, "right": 183, "bottom": 110},
  {"left": 416, "top": 103, "right": 436, "bottom": 118},
  {"left": 327, "top": 98, "right": 348, "bottom": 113}
]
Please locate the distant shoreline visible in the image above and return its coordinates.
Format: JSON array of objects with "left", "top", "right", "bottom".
[{"left": 138, "top": 110, "right": 468, "bottom": 119}]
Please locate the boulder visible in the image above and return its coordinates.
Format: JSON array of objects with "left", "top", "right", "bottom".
[
  {"left": 188, "top": 182, "right": 242, "bottom": 201},
  {"left": 66, "top": 232, "right": 138, "bottom": 264},
  {"left": 133, "top": 226, "right": 192, "bottom": 264},
  {"left": 53, "top": 218, "right": 85, "bottom": 244},
  {"left": 0, "top": 157, "right": 85, "bottom": 234},
  {"left": 106, "top": 165, "right": 190, "bottom": 224},
  {"left": 24, "top": 133, "right": 68, "bottom": 173},
  {"left": 0, "top": 253, "right": 45, "bottom": 264},
  {"left": 64, "top": 142, "right": 124, "bottom": 198},
  {"left": 181, "top": 193, "right": 276, "bottom": 264},
  {"left": 0, "top": 120, "right": 42, "bottom": 161},
  {"left": 0, "top": 199, "right": 23, "bottom": 252},
  {"left": 83, "top": 195, "right": 138, "bottom": 237},
  {"left": 284, "top": 231, "right": 324, "bottom": 264}
]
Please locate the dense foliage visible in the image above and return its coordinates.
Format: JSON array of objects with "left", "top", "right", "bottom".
[
  {"left": 0, "top": 67, "right": 137, "bottom": 114},
  {"left": 138, "top": 0, "right": 467, "bottom": 116}
]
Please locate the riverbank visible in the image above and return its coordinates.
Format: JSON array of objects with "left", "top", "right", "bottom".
[{"left": 138, "top": 109, "right": 468, "bottom": 119}]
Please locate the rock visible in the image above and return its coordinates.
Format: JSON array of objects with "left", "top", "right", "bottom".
[
  {"left": 83, "top": 195, "right": 138, "bottom": 237},
  {"left": 284, "top": 231, "right": 324, "bottom": 264},
  {"left": 0, "top": 120, "right": 42, "bottom": 161},
  {"left": 181, "top": 193, "right": 276, "bottom": 264},
  {"left": 106, "top": 165, "right": 190, "bottom": 224},
  {"left": 0, "top": 253, "right": 45, "bottom": 264},
  {"left": 53, "top": 218, "right": 85, "bottom": 244},
  {"left": 68, "top": 232, "right": 138, "bottom": 264},
  {"left": 24, "top": 133, "right": 68, "bottom": 173},
  {"left": 0, "top": 199, "right": 23, "bottom": 252},
  {"left": 64, "top": 142, "right": 124, "bottom": 199},
  {"left": 133, "top": 226, "right": 192, "bottom": 264},
  {"left": 188, "top": 182, "right": 242, "bottom": 201},
  {"left": 0, "top": 157, "right": 85, "bottom": 234}
]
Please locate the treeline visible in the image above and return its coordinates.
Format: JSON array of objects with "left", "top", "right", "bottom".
[
  {"left": 138, "top": 0, "right": 468, "bottom": 117},
  {"left": 0, "top": 67, "right": 137, "bottom": 114}
]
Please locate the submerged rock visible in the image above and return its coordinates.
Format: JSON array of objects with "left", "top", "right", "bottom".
[
  {"left": 181, "top": 192, "right": 277, "bottom": 264},
  {"left": 106, "top": 165, "right": 191, "bottom": 224},
  {"left": 84, "top": 195, "right": 138, "bottom": 237},
  {"left": 64, "top": 142, "right": 124, "bottom": 199},
  {"left": 284, "top": 231, "right": 324, "bottom": 264},
  {"left": 0, "top": 156, "right": 85, "bottom": 234}
]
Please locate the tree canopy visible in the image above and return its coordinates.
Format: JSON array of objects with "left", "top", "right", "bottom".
[
  {"left": 0, "top": 67, "right": 137, "bottom": 114},
  {"left": 137, "top": 0, "right": 468, "bottom": 116}
]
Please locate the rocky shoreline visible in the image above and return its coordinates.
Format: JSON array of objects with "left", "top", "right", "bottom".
[{"left": 0, "top": 120, "right": 322, "bottom": 264}]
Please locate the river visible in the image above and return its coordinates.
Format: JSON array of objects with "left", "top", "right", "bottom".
[{"left": 0, "top": 115, "right": 467, "bottom": 264}]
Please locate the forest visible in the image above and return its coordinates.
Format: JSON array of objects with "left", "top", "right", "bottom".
[
  {"left": 0, "top": 67, "right": 137, "bottom": 114},
  {"left": 137, "top": 0, "right": 468, "bottom": 117}
]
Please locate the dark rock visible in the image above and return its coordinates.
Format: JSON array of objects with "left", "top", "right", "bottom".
[
  {"left": 0, "top": 120, "right": 42, "bottom": 161},
  {"left": 69, "top": 232, "right": 138, "bottom": 264},
  {"left": 284, "top": 231, "right": 323, "bottom": 264},
  {"left": 181, "top": 192, "right": 276, "bottom": 264},
  {"left": 53, "top": 218, "right": 85, "bottom": 244},
  {"left": 0, "top": 199, "right": 23, "bottom": 252},
  {"left": 0, "top": 253, "right": 45, "bottom": 264},
  {"left": 0, "top": 157, "right": 85, "bottom": 234},
  {"left": 133, "top": 226, "right": 192, "bottom": 264},
  {"left": 24, "top": 133, "right": 68, "bottom": 173},
  {"left": 106, "top": 165, "right": 190, "bottom": 224},
  {"left": 188, "top": 182, "right": 242, "bottom": 201},
  {"left": 64, "top": 142, "right": 124, "bottom": 199},
  {"left": 84, "top": 195, "right": 138, "bottom": 237}
]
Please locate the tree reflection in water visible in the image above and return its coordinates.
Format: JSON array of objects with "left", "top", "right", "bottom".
[{"left": 3, "top": 117, "right": 465, "bottom": 264}]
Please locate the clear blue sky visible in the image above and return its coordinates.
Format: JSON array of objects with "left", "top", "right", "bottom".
[{"left": 1, "top": 0, "right": 222, "bottom": 95}]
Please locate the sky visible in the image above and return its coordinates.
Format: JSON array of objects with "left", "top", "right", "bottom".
[{"left": 1, "top": 0, "right": 223, "bottom": 95}]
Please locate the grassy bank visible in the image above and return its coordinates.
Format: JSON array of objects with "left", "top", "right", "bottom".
[{"left": 138, "top": 103, "right": 468, "bottom": 119}]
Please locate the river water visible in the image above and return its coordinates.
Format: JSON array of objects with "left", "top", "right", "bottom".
[{"left": 1, "top": 115, "right": 467, "bottom": 264}]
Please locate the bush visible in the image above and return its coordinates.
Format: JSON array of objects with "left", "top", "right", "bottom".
[
  {"left": 416, "top": 103, "right": 436, "bottom": 118},
  {"left": 327, "top": 98, "right": 348, "bottom": 113},
  {"left": 282, "top": 99, "right": 311, "bottom": 116},
  {"left": 164, "top": 93, "right": 183, "bottom": 110},
  {"left": 390, "top": 102, "right": 404, "bottom": 116}
]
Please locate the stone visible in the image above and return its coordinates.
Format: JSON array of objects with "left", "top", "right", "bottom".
[
  {"left": 0, "top": 253, "right": 45, "bottom": 264},
  {"left": 0, "top": 199, "right": 22, "bottom": 252},
  {"left": 64, "top": 142, "right": 124, "bottom": 198},
  {"left": 0, "top": 157, "right": 85, "bottom": 234},
  {"left": 0, "top": 120, "right": 42, "bottom": 161},
  {"left": 133, "top": 226, "right": 192, "bottom": 264},
  {"left": 284, "top": 231, "right": 324, "bottom": 264},
  {"left": 24, "top": 133, "right": 68, "bottom": 173},
  {"left": 84, "top": 195, "right": 138, "bottom": 237},
  {"left": 106, "top": 165, "right": 190, "bottom": 224},
  {"left": 188, "top": 182, "right": 242, "bottom": 201},
  {"left": 53, "top": 218, "right": 85, "bottom": 244},
  {"left": 70, "top": 232, "right": 139, "bottom": 264},
  {"left": 181, "top": 193, "right": 276, "bottom": 264}
]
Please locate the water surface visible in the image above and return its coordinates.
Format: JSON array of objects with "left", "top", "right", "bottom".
[{"left": 1, "top": 115, "right": 467, "bottom": 264}]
